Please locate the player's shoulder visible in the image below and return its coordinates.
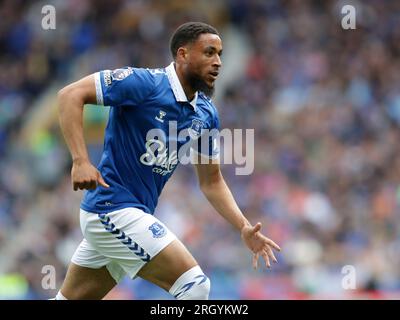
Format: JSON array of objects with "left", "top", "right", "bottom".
[
  {"left": 116, "top": 66, "right": 170, "bottom": 93},
  {"left": 110, "top": 66, "right": 167, "bottom": 82},
  {"left": 132, "top": 67, "right": 170, "bottom": 90},
  {"left": 144, "top": 67, "right": 169, "bottom": 85}
]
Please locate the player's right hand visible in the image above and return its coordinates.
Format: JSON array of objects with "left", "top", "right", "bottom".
[{"left": 71, "top": 159, "right": 110, "bottom": 191}]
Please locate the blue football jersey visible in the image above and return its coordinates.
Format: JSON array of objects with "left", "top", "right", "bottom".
[{"left": 80, "top": 63, "right": 220, "bottom": 214}]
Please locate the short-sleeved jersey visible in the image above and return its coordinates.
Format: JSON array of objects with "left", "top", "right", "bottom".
[{"left": 80, "top": 62, "right": 220, "bottom": 215}]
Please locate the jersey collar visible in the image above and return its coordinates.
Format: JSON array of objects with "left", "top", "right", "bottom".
[{"left": 166, "top": 62, "right": 198, "bottom": 110}]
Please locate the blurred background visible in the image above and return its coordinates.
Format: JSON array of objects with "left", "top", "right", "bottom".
[{"left": 1, "top": 0, "right": 400, "bottom": 299}]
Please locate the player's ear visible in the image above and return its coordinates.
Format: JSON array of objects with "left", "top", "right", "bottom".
[{"left": 177, "top": 47, "right": 188, "bottom": 62}]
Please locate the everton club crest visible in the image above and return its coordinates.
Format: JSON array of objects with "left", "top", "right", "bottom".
[
  {"left": 149, "top": 222, "right": 166, "bottom": 238},
  {"left": 188, "top": 119, "right": 205, "bottom": 140}
]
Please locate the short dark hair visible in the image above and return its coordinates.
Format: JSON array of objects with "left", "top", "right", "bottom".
[{"left": 170, "top": 22, "right": 219, "bottom": 59}]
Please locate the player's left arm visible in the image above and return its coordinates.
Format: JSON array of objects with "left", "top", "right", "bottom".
[{"left": 194, "top": 157, "right": 281, "bottom": 269}]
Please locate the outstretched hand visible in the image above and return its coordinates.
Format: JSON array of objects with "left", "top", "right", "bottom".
[{"left": 241, "top": 222, "right": 281, "bottom": 269}]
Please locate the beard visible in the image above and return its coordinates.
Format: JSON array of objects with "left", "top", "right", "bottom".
[{"left": 186, "top": 69, "right": 215, "bottom": 98}]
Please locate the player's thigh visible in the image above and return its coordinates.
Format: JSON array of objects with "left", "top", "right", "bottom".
[
  {"left": 137, "top": 238, "right": 198, "bottom": 291},
  {"left": 60, "top": 263, "right": 117, "bottom": 300}
]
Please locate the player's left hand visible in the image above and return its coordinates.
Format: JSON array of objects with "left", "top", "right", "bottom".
[{"left": 241, "top": 222, "right": 281, "bottom": 269}]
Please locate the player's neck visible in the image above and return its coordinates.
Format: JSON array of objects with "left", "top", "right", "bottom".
[{"left": 174, "top": 63, "right": 196, "bottom": 101}]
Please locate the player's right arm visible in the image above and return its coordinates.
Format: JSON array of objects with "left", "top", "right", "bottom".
[{"left": 58, "top": 74, "right": 109, "bottom": 191}]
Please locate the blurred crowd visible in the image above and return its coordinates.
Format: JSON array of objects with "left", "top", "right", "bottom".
[{"left": 1, "top": 0, "right": 400, "bottom": 299}]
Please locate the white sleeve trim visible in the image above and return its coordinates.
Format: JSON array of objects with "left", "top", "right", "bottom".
[{"left": 94, "top": 72, "right": 104, "bottom": 105}]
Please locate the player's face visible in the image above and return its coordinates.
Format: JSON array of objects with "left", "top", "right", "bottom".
[{"left": 185, "top": 33, "right": 223, "bottom": 96}]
